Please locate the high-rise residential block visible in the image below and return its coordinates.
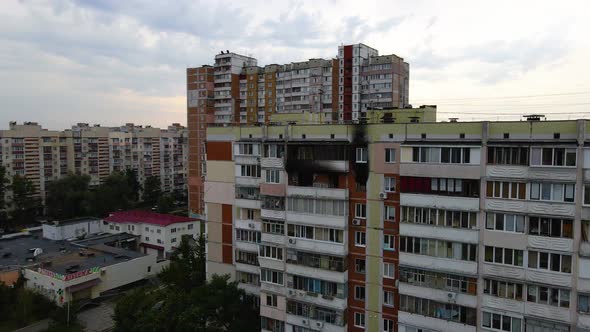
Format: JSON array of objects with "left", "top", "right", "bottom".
[
  {"left": 204, "top": 106, "right": 590, "bottom": 332},
  {"left": 187, "top": 44, "right": 409, "bottom": 218},
  {"left": 0, "top": 122, "right": 189, "bottom": 207}
]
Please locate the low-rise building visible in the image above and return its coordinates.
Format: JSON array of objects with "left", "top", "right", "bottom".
[
  {"left": 1, "top": 232, "right": 166, "bottom": 304},
  {"left": 102, "top": 210, "right": 201, "bottom": 258},
  {"left": 41, "top": 217, "right": 102, "bottom": 241}
]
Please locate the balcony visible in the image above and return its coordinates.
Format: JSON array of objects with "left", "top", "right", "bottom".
[
  {"left": 261, "top": 232, "right": 284, "bottom": 245},
  {"left": 481, "top": 294, "right": 524, "bottom": 313},
  {"left": 235, "top": 155, "right": 259, "bottom": 165},
  {"left": 401, "top": 163, "right": 480, "bottom": 179},
  {"left": 400, "top": 253, "right": 477, "bottom": 275},
  {"left": 235, "top": 219, "right": 261, "bottom": 232},
  {"left": 261, "top": 209, "right": 286, "bottom": 220},
  {"left": 398, "top": 282, "right": 477, "bottom": 308},
  {"left": 285, "top": 314, "right": 345, "bottom": 332},
  {"left": 398, "top": 312, "right": 475, "bottom": 332},
  {"left": 286, "top": 263, "right": 346, "bottom": 284},
  {"left": 524, "top": 302, "right": 571, "bottom": 323},
  {"left": 258, "top": 256, "right": 284, "bottom": 271},
  {"left": 581, "top": 242, "right": 590, "bottom": 257},
  {"left": 235, "top": 262, "right": 260, "bottom": 276},
  {"left": 286, "top": 289, "right": 347, "bottom": 311},
  {"left": 482, "top": 263, "right": 525, "bottom": 280},
  {"left": 286, "top": 211, "right": 346, "bottom": 229},
  {"left": 525, "top": 269, "right": 572, "bottom": 288},
  {"left": 400, "top": 193, "right": 479, "bottom": 212},
  {"left": 235, "top": 198, "right": 261, "bottom": 209},
  {"left": 528, "top": 235, "right": 573, "bottom": 252},
  {"left": 286, "top": 237, "right": 346, "bottom": 256},
  {"left": 235, "top": 176, "right": 261, "bottom": 187},
  {"left": 237, "top": 283, "right": 260, "bottom": 296},
  {"left": 485, "top": 199, "right": 575, "bottom": 217},
  {"left": 235, "top": 241, "right": 259, "bottom": 253},
  {"left": 287, "top": 186, "right": 347, "bottom": 200},
  {"left": 400, "top": 223, "right": 478, "bottom": 244}
]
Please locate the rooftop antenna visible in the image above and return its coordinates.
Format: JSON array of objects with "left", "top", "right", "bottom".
[{"left": 448, "top": 118, "right": 458, "bottom": 123}]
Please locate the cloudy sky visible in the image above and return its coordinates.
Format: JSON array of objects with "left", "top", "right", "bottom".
[{"left": 1, "top": 0, "right": 590, "bottom": 130}]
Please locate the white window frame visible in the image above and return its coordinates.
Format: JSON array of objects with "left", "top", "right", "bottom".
[
  {"left": 354, "top": 285, "right": 366, "bottom": 301},
  {"left": 385, "top": 148, "right": 396, "bottom": 163},
  {"left": 384, "top": 234, "right": 395, "bottom": 251},
  {"left": 356, "top": 147, "right": 367, "bottom": 163},
  {"left": 355, "top": 203, "right": 367, "bottom": 218},
  {"left": 354, "top": 312, "right": 365, "bottom": 328},
  {"left": 265, "top": 169, "right": 280, "bottom": 184},
  {"left": 384, "top": 262, "right": 395, "bottom": 279},
  {"left": 383, "top": 290, "right": 394, "bottom": 307},
  {"left": 384, "top": 177, "right": 396, "bottom": 192},
  {"left": 355, "top": 231, "right": 366, "bottom": 247},
  {"left": 384, "top": 205, "right": 395, "bottom": 221}
]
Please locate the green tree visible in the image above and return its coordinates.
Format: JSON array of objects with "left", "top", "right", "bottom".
[
  {"left": 114, "top": 235, "right": 259, "bottom": 332},
  {"left": 0, "top": 165, "right": 8, "bottom": 229},
  {"left": 46, "top": 173, "right": 91, "bottom": 220},
  {"left": 124, "top": 168, "right": 141, "bottom": 202},
  {"left": 142, "top": 176, "right": 161, "bottom": 206},
  {"left": 9, "top": 175, "right": 40, "bottom": 227},
  {"left": 88, "top": 172, "right": 132, "bottom": 217},
  {"left": 156, "top": 194, "right": 174, "bottom": 214},
  {"left": 159, "top": 234, "right": 206, "bottom": 291}
]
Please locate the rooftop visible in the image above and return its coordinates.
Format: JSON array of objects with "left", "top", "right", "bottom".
[
  {"left": 45, "top": 217, "right": 102, "bottom": 227},
  {"left": 104, "top": 210, "right": 199, "bottom": 227},
  {"left": 0, "top": 231, "right": 144, "bottom": 275}
]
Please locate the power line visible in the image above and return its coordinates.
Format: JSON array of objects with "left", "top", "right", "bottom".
[
  {"left": 411, "top": 91, "right": 590, "bottom": 102},
  {"left": 431, "top": 102, "right": 590, "bottom": 107}
]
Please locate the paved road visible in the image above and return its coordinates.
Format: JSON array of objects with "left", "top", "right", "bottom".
[
  {"left": 77, "top": 302, "right": 116, "bottom": 332},
  {"left": 12, "top": 319, "right": 50, "bottom": 332}
]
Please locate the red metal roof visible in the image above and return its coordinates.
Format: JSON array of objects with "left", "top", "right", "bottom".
[{"left": 104, "top": 210, "right": 199, "bottom": 227}]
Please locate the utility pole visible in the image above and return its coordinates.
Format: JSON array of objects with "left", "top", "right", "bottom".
[{"left": 67, "top": 290, "right": 70, "bottom": 326}]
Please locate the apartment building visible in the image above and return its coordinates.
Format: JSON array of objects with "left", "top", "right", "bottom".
[
  {"left": 0, "top": 122, "right": 189, "bottom": 205},
  {"left": 187, "top": 43, "right": 409, "bottom": 218},
  {"left": 204, "top": 106, "right": 590, "bottom": 332}
]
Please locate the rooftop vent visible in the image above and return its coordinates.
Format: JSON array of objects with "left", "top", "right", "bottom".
[{"left": 449, "top": 118, "right": 458, "bottom": 122}]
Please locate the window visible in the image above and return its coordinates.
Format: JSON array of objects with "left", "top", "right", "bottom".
[
  {"left": 356, "top": 147, "right": 367, "bottom": 163},
  {"left": 171, "top": 228, "right": 177, "bottom": 233},
  {"left": 486, "top": 181, "right": 526, "bottom": 199},
  {"left": 586, "top": 185, "right": 590, "bottom": 205},
  {"left": 287, "top": 197, "right": 346, "bottom": 216},
  {"left": 171, "top": 237, "right": 177, "bottom": 243},
  {"left": 484, "top": 279, "right": 524, "bottom": 300},
  {"left": 487, "top": 146, "right": 529, "bottom": 165},
  {"left": 484, "top": 246, "right": 523, "bottom": 266},
  {"left": 236, "top": 143, "right": 259, "bottom": 156},
  {"left": 579, "top": 294, "right": 590, "bottom": 314},
  {"left": 235, "top": 250, "right": 258, "bottom": 265},
  {"left": 355, "top": 286, "right": 366, "bottom": 300},
  {"left": 482, "top": 311, "right": 522, "bottom": 332},
  {"left": 260, "top": 245, "right": 283, "bottom": 260},
  {"left": 187, "top": 224, "right": 193, "bottom": 230},
  {"left": 384, "top": 262, "right": 395, "bottom": 278},
  {"left": 527, "top": 285, "right": 570, "bottom": 308},
  {"left": 287, "top": 224, "right": 343, "bottom": 243},
  {"left": 528, "top": 217, "right": 573, "bottom": 238},
  {"left": 260, "top": 268, "right": 284, "bottom": 285},
  {"left": 354, "top": 312, "right": 365, "bottom": 328},
  {"left": 383, "top": 235, "right": 395, "bottom": 251},
  {"left": 246, "top": 209, "right": 255, "bottom": 220},
  {"left": 355, "top": 259, "right": 366, "bottom": 274},
  {"left": 530, "top": 182, "right": 575, "bottom": 202},
  {"left": 384, "top": 206, "right": 395, "bottom": 221},
  {"left": 236, "top": 229, "right": 261, "bottom": 243},
  {"left": 412, "top": 146, "right": 473, "bottom": 164},
  {"left": 385, "top": 148, "right": 396, "bottom": 163},
  {"left": 400, "top": 236, "right": 477, "bottom": 262},
  {"left": 355, "top": 231, "right": 366, "bottom": 247},
  {"left": 401, "top": 206, "right": 477, "bottom": 229},
  {"left": 400, "top": 295, "right": 476, "bottom": 326},
  {"left": 400, "top": 267, "right": 477, "bottom": 294},
  {"left": 485, "top": 213, "right": 525, "bottom": 233},
  {"left": 266, "top": 169, "right": 280, "bottom": 183},
  {"left": 531, "top": 147, "right": 576, "bottom": 167},
  {"left": 262, "top": 219, "right": 284, "bottom": 234},
  {"left": 266, "top": 294, "right": 278, "bottom": 307},
  {"left": 355, "top": 203, "right": 367, "bottom": 218},
  {"left": 383, "top": 291, "right": 394, "bottom": 307},
  {"left": 265, "top": 144, "right": 284, "bottom": 158},
  {"left": 240, "top": 164, "right": 261, "bottom": 177},
  {"left": 384, "top": 177, "right": 396, "bottom": 192},
  {"left": 528, "top": 250, "right": 572, "bottom": 273},
  {"left": 145, "top": 236, "right": 150, "bottom": 241}
]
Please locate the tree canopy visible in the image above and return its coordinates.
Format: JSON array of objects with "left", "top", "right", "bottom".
[
  {"left": 114, "top": 235, "right": 260, "bottom": 332},
  {"left": 46, "top": 173, "right": 91, "bottom": 220},
  {"left": 142, "top": 176, "right": 161, "bottom": 207},
  {"left": 9, "top": 175, "right": 40, "bottom": 227}
]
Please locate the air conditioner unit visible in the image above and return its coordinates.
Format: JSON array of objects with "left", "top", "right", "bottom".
[
  {"left": 288, "top": 290, "right": 295, "bottom": 295},
  {"left": 379, "top": 192, "right": 387, "bottom": 199},
  {"left": 302, "top": 319, "right": 307, "bottom": 325},
  {"left": 447, "top": 292, "right": 457, "bottom": 302},
  {"left": 288, "top": 238, "right": 297, "bottom": 244},
  {"left": 352, "top": 219, "right": 361, "bottom": 226},
  {"left": 316, "top": 322, "right": 324, "bottom": 328},
  {"left": 248, "top": 223, "right": 255, "bottom": 229}
]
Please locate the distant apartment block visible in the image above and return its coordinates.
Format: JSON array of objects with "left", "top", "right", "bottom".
[
  {"left": 187, "top": 43, "right": 410, "bottom": 217},
  {"left": 0, "top": 121, "right": 189, "bottom": 205},
  {"left": 204, "top": 106, "right": 590, "bottom": 332}
]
